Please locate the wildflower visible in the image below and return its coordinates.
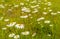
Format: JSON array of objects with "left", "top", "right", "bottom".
[
  {"left": 20, "top": 15, "right": 28, "bottom": 18},
  {"left": 20, "top": 3, "right": 24, "bottom": 5},
  {"left": 47, "top": 2, "right": 52, "bottom": 6},
  {"left": 43, "top": 12, "right": 47, "bottom": 15},
  {"left": 32, "top": 8, "right": 38, "bottom": 13},
  {"left": 15, "top": 24, "right": 24, "bottom": 29},
  {"left": 44, "top": 20, "right": 50, "bottom": 24},
  {"left": 49, "top": 9, "right": 52, "bottom": 12},
  {"left": 21, "top": 31, "right": 30, "bottom": 35},
  {"left": 30, "top": 5, "right": 39, "bottom": 8},
  {"left": 51, "top": 12, "right": 57, "bottom": 15},
  {"left": 14, "top": 35, "right": 20, "bottom": 39},
  {"left": 9, "top": 33, "right": 15, "bottom": 37},
  {"left": 49, "top": 24, "right": 53, "bottom": 27},
  {"left": 37, "top": 17, "right": 45, "bottom": 21},
  {"left": 21, "top": 7, "right": 31, "bottom": 12},
  {"left": 6, "top": 22, "right": 16, "bottom": 27}
]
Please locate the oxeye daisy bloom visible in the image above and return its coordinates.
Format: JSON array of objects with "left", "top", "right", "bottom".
[
  {"left": 32, "top": 8, "right": 38, "bottom": 13},
  {"left": 49, "top": 24, "right": 53, "bottom": 27},
  {"left": 21, "top": 7, "right": 31, "bottom": 12},
  {"left": 51, "top": 12, "right": 57, "bottom": 15},
  {"left": 37, "top": 17, "right": 45, "bottom": 21},
  {"left": 20, "top": 2, "right": 24, "bottom": 5},
  {"left": 20, "top": 15, "right": 28, "bottom": 18},
  {"left": 15, "top": 24, "right": 24, "bottom": 29},
  {"left": 14, "top": 35, "right": 20, "bottom": 39},
  {"left": 9, "top": 33, "right": 15, "bottom": 37},
  {"left": 44, "top": 20, "right": 51, "bottom": 24},
  {"left": 47, "top": 2, "right": 52, "bottom": 6},
  {"left": 43, "top": 12, "right": 47, "bottom": 15},
  {"left": 6, "top": 22, "right": 16, "bottom": 27},
  {"left": 21, "top": 31, "right": 30, "bottom": 35}
]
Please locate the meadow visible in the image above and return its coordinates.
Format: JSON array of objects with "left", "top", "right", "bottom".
[{"left": 0, "top": 0, "right": 60, "bottom": 39}]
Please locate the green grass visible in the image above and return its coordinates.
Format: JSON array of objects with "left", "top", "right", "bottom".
[{"left": 0, "top": 0, "right": 60, "bottom": 39}]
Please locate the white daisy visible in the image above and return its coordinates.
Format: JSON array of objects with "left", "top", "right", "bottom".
[
  {"left": 21, "top": 31, "right": 30, "bottom": 35},
  {"left": 21, "top": 7, "right": 31, "bottom": 12},
  {"left": 47, "top": 2, "right": 52, "bottom": 6},
  {"left": 49, "top": 9, "right": 52, "bottom": 12},
  {"left": 44, "top": 20, "right": 50, "bottom": 24},
  {"left": 32, "top": 8, "right": 38, "bottom": 13},
  {"left": 20, "top": 15, "right": 28, "bottom": 18},
  {"left": 37, "top": 17, "right": 45, "bottom": 21},
  {"left": 43, "top": 12, "right": 47, "bottom": 15},
  {"left": 49, "top": 24, "right": 53, "bottom": 27},
  {"left": 6, "top": 22, "right": 16, "bottom": 27},
  {"left": 20, "top": 3, "right": 24, "bottom": 5},
  {"left": 30, "top": 5, "right": 39, "bottom": 8},
  {"left": 51, "top": 12, "right": 57, "bottom": 15},
  {"left": 19, "top": 24, "right": 24, "bottom": 29},
  {"left": 14, "top": 35, "right": 20, "bottom": 39},
  {"left": 9, "top": 33, "right": 15, "bottom": 37},
  {"left": 15, "top": 24, "right": 24, "bottom": 29}
]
